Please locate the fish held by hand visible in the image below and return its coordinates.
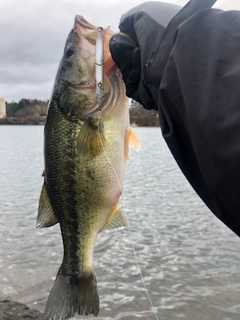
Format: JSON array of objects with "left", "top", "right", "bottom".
[{"left": 37, "top": 15, "right": 140, "bottom": 320}]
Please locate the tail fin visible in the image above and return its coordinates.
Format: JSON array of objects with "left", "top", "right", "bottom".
[{"left": 43, "top": 272, "right": 99, "bottom": 319}]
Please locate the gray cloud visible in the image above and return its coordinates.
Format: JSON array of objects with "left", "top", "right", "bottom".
[
  {"left": 0, "top": 63, "right": 58, "bottom": 85},
  {"left": 1, "top": 0, "right": 188, "bottom": 102}
]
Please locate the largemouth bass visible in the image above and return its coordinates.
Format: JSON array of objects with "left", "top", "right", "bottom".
[{"left": 37, "top": 15, "right": 140, "bottom": 319}]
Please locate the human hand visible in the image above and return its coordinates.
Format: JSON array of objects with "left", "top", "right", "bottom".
[{"left": 109, "top": 2, "right": 181, "bottom": 109}]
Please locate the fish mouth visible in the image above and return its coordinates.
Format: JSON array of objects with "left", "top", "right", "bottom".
[
  {"left": 67, "top": 80, "right": 96, "bottom": 91},
  {"left": 69, "top": 15, "right": 117, "bottom": 116},
  {"left": 74, "top": 15, "right": 96, "bottom": 30}
]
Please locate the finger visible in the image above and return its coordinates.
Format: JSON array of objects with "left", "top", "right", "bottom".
[{"left": 109, "top": 34, "right": 141, "bottom": 100}]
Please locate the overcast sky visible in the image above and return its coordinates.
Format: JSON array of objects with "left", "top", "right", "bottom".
[{"left": 0, "top": 0, "right": 233, "bottom": 102}]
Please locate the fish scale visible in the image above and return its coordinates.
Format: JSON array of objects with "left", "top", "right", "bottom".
[
  {"left": 45, "top": 100, "right": 81, "bottom": 271},
  {"left": 37, "top": 14, "right": 140, "bottom": 320}
]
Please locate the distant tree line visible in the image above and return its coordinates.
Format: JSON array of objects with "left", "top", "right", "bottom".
[
  {"left": 6, "top": 99, "right": 48, "bottom": 118},
  {"left": 1, "top": 99, "right": 48, "bottom": 124},
  {"left": 129, "top": 100, "right": 160, "bottom": 126},
  {"left": 1, "top": 98, "right": 159, "bottom": 126}
]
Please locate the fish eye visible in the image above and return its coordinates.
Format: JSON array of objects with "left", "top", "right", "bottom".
[{"left": 65, "top": 46, "right": 74, "bottom": 58}]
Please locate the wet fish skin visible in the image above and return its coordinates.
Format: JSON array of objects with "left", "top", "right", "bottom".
[
  {"left": 37, "top": 15, "right": 140, "bottom": 320},
  {"left": 43, "top": 99, "right": 99, "bottom": 319}
]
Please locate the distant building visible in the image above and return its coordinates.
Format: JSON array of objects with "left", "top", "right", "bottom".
[{"left": 0, "top": 98, "right": 6, "bottom": 118}]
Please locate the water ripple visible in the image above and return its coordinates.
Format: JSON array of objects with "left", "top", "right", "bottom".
[{"left": 1, "top": 126, "right": 240, "bottom": 320}]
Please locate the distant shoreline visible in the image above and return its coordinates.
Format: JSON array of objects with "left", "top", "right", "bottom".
[
  {"left": 0, "top": 122, "right": 44, "bottom": 125},
  {"left": 2, "top": 98, "right": 160, "bottom": 127},
  {"left": 0, "top": 118, "right": 159, "bottom": 127},
  {"left": 0, "top": 123, "right": 44, "bottom": 125},
  {"left": 0, "top": 118, "right": 45, "bottom": 125}
]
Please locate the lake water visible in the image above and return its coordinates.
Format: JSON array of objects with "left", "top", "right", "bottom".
[{"left": 1, "top": 125, "right": 240, "bottom": 320}]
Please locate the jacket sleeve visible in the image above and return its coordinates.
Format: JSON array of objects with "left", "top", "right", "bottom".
[{"left": 156, "top": 8, "right": 240, "bottom": 236}]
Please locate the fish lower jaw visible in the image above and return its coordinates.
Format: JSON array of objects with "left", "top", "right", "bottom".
[{"left": 69, "top": 84, "right": 96, "bottom": 93}]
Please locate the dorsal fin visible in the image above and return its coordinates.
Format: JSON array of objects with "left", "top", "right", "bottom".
[{"left": 37, "top": 182, "right": 58, "bottom": 228}]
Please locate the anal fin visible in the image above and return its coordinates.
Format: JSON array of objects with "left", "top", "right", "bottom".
[
  {"left": 37, "top": 182, "right": 58, "bottom": 228},
  {"left": 103, "top": 204, "right": 128, "bottom": 231}
]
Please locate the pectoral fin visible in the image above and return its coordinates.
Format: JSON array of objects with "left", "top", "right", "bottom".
[
  {"left": 37, "top": 182, "right": 58, "bottom": 228},
  {"left": 129, "top": 128, "right": 141, "bottom": 151},
  {"left": 124, "top": 128, "right": 141, "bottom": 160},
  {"left": 103, "top": 204, "right": 128, "bottom": 231},
  {"left": 77, "top": 117, "right": 106, "bottom": 157}
]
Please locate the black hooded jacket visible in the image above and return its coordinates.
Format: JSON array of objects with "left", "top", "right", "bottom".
[
  {"left": 149, "top": 0, "right": 240, "bottom": 236},
  {"left": 111, "top": 0, "right": 240, "bottom": 237}
]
